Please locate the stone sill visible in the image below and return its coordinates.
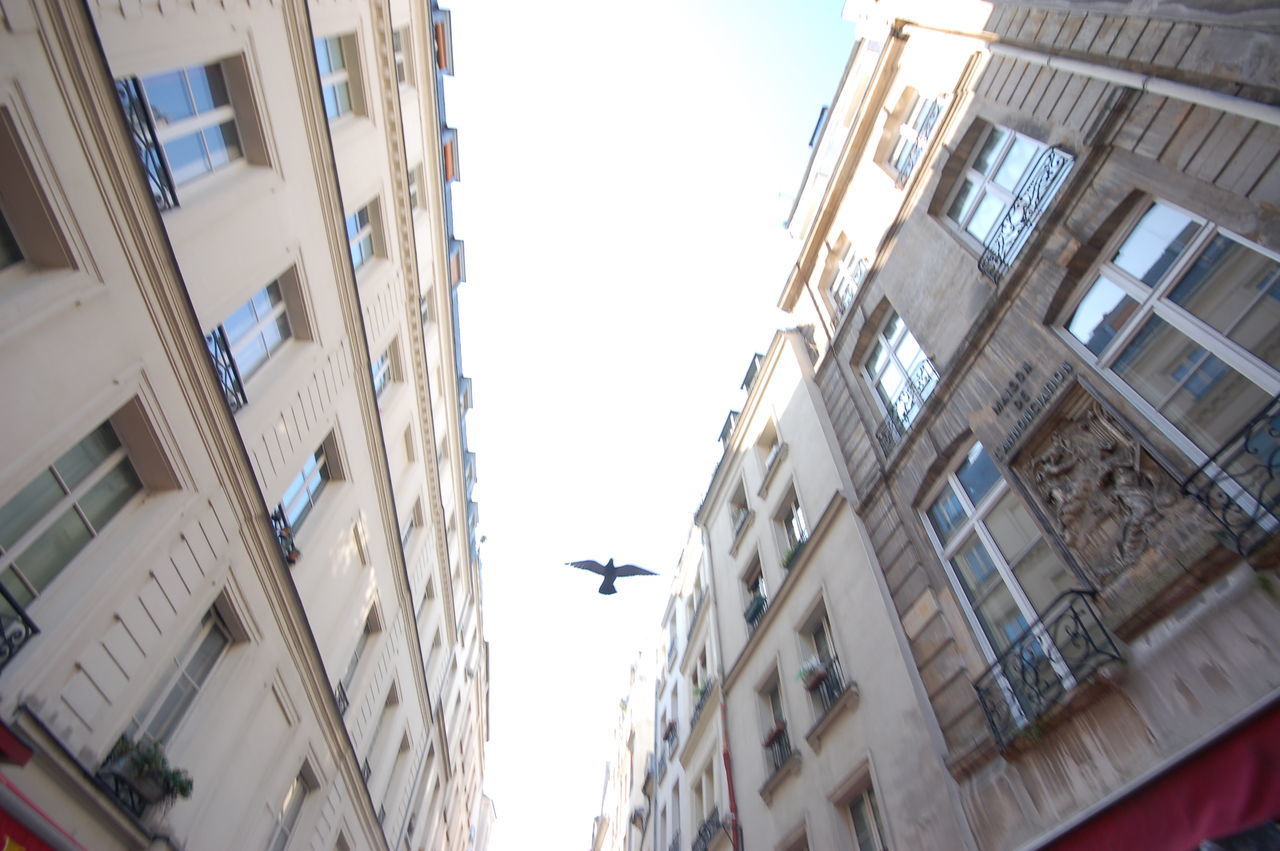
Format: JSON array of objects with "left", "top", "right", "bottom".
[
  {"left": 805, "top": 682, "right": 860, "bottom": 753},
  {"left": 759, "top": 750, "right": 801, "bottom": 804}
]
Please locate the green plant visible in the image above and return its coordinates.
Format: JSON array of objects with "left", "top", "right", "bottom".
[
  {"left": 110, "top": 736, "right": 195, "bottom": 803},
  {"left": 783, "top": 539, "right": 805, "bottom": 570}
]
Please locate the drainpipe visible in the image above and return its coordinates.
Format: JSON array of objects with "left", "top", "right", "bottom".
[
  {"left": 720, "top": 699, "right": 742, "bottom": 851},
  {"left": 895, "top": 20, "right": 1280, "bottom": 129}
]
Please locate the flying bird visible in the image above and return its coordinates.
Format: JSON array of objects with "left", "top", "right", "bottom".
[{"left": 567, "top": 558, "right": 657, "bottom": 595}]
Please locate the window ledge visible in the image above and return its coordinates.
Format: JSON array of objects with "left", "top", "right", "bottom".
[
  {"left": 759, "top": 750, "right": 801, "bottom": 804},
  {"left": 757, "top": 444, "right": 788, "bottom": 499},
  {"left": 804, "top": 682, "right": 860, "bottom": 753}
]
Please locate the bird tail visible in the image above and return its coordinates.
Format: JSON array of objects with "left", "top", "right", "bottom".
[{"left": 599, "top": 577, "right": 617, "bottom": 595}]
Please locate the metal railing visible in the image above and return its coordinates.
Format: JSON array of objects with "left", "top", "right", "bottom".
[
  {"left": 805, "top": 656, "right": 847, "bottom": 716},
  {"left": 114, "top": 78, "right": 179, "bottom": 211},
  {"left": 0, "top": 584, "right": 38, "bottom": 676},
  {"left": 271, "top": 506, "right": 302, "bottom": 564},
  {"left": 98, "top": 769, "right": 149, "bottom": 818},
  {"left": 205, "top": 326, "right": 248, "bottom": 412},
  {"left": 334, "top": 681, "right": 350, "bottom": 716},
  {"left": 764, "top": 726, "right": 793, "bottom": 777},
  {"left": 691, "top": 680, "right": 714, "bottom": 730},
  {"left": 667, "top": 831, "right": 681, "bottom": 851},
  {"left": 692, "top": 807, "right": 722, "bottom": 851},
  {"left": 972, "top": 590, "right": 1122, "bottom": 749},
  {"left": 1182, "top": 393, "right": 1280, "bottom": 555},
  {"left": 745, "top": 594, "right": 768, "bottom": 633},
  {"left": 978, "top": 146, "right": 1074, "bottom": 283},
  {"left": 874, "top": 359, "right": 939, "bottom": 457},
  {"left": 893, "top": 100, "right": 944, "bottom": 190}
]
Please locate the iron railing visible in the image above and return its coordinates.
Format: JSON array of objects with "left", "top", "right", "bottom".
[
  {"left": 667, "top": 831, "right": 681, "bottom": 851},
  {"left": 805, "top": 656, "right": 847, "bottom": 716},
  {"left": 691, "top": 680, "right": 714, "bottom": 730},
  {"left": 745, "top": 594, "right": 768, "bottom": 633},
  {"left": 764, "top": 726, "right": 793, "bottom": 777},
  {"left": 335, "top": 681, "right": 350, "bottom": 716},
  {"left": 115, "top": 77, "right": 179, "bottom": 211},
  {"left": 893, "top": 100, "right": 944, "bottom": 190},
  {"left": 98, "top": 769, "right": 149, "bottom": 818},
  {"left": 972, "top": 590, "right": 1122, "bottom": 749},
  {"left": 271, "top": 506, "right": 302, "bottom": 564},
  {"left": 874, "top": 359, "right": 939, "bottom": 457},
  {"left": 205, "top": 326, "right": 248, "bottom": 412},
  {"left": 1182, "top": 393, "right": 1280, "bottom": 555},
  {"left": 978, "top": 146, "right": 1074, "bottom": 284},
  {"left": 692, "top": 807, "right": 722, "bottom": 851},
  {"left": 831, "top": 258, "right": 868, "bottom": 317},
  {"left": 0, "top": 584, "right": 38, "bottom": 676}
]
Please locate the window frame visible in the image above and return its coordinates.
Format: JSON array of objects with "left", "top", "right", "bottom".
[
  {"left": 943, "top": 123, "right": 1048, "bottom": 248},
  {"left": 315, "top": 35, "right": 358, "bottom": 122},
  {"left": 280, "top": 441, "right": 332, "bottom": 531},
  {"left": 223, "top": 279, "right": 293, "bottom": 383},
  {"left": 345, "top": 203, "right": 378, "bottom": 272},
  {"left": 127, "top": 608, "right": 231, "bottom": 746},
  {"left": 890, "top": 93, "right": 947, "bottom": 187},
  {"left": 829, "top": 243, "right": 869, "bottom": 318},
  {"left": 1058, "top": 198, "right": 1280, "bottom": 468},
  {"left": 863, "top": 309, "right": 938, "bottom": 432},
  {"left": 136, "top": 62, "right": 244, "bottom": 190},
  {"left": 847, "top": 787, "right": 887, "bottom": 851},
  {"left": 392, "top": 28, "right": 413, "bottom": 87},
  {"left": 266, "top": 770, "right": 311, "bottom": 851}
]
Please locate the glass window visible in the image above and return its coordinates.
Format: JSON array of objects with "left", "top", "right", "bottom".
[
  {"left": 849, "top": 788, "right": 886, "bottom": 851},
  {"left": 139, "top": 63, "right": 242, "bottom": 187},
  {"left": 281, "top": 443, "right": 331, "bottom": 529},
  {"left": 892, "top": 93, "right": 946, "bottom": 186},
  {"left": 830, "top": 243, "right": 868, "bottom": 317},
  {"left": 945, "top": 124, "right": 1047, "bottom": 243},
  {"left": 314, "top": 36, "right": 354, "bottom": 121},
  {"left": 0, "top": 213, "right": 22, "bottom": 270},
  {"left": 372, "top": 346, "right": 393, "bottom": 398},
  {"left": 864, "top": 310, "right": 937, "bottom": 433},
  {"left": 346, "top": 206, "right": 375, "bottom": 270},
  {"left": 129, "top": 610, "right": 229, "bottom": 745},
  {"left": 223, "top": 281, "right": 292, "bottom": 381},
  {"left": 0, "top": 422, "right": 141, "bottom": 606},
  {"left": 1066, "top": 201, "right": 1280, "bottom": 461},
  {"left": 392, "top": 29, "right": 411, "bottom": 86},
  {"left": 267, "top": 773, "right": 308, "bottom": 851}
]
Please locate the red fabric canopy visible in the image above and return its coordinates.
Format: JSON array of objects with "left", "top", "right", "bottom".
[{"left": 1046, "top": 702, "right": 1280, "bottom": 851}]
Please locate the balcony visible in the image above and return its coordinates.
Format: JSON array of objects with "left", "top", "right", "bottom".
[
  {"left": 692, "top": 807, "right": 722, "bottom": 851},
  {"left": 0, "top": 585, "right": 38, "bottom": 676},
  {"left": 802, "top": 656, "right": 848, "bottom": 716},
  {"left": 874, "top": 359, "right": 939, "bottom": 457},
  {"left": 744, "top": 594, "right": 768, "bottom": 634},
  {"left": 690, "top": 680, "right": 714, "bottom": 730},
  {"left": 978, "top": 146, "right": 1074, "bottom": 284},
  {"left": 205, "top": 327, "right": 248, "bottom": 412},
  {"left": 271, "top": 506, "right": 301, "bottom": 564},
  {"left": 972, "top": 591, "right": 1122, "bottom": 750},
  {"left": 1182, "top": 393, "right": 1279, "bottom": 556},
  {"left": 114, "top": 78, "right": 179, "bottom": 211},
  {"left": 762, "top": 722, "right": 792, "bottom": 775}
]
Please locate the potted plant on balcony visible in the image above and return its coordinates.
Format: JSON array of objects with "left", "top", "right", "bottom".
[
  {"left": 782, "top": 539, "right": 805, "bottom": 570},
  {"left": 103, "top": 736, "right": 194, "bottom": 810},
  {"left": 761, "top": 719, "right": 786, "bottom": 747},
  {"left": 744, "top": 592, "right": 767, "bottom": 622},
  {"left": 798, "top": 656, "right": 829, "bottom": 691}
]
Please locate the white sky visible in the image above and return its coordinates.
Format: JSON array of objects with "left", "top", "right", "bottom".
[{"left": 441, "top": 1, "right": 856, "bottom": 845}]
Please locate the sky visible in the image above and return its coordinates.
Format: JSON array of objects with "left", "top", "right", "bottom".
[{"left": 441, "top": 1, "right": 857, "bottom": 845}]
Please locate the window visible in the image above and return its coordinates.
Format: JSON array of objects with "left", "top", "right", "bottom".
[
  {"left": 407, "top": 164, "right": 423, "bottom": 211},
  {"left": 223, "top": 280, "right": 292, "bottom": 381},
  {"left": 0, "top": 421, "right": 142, "bottom": 606},
  {"left": 392, "top": 29, "right": 412, "bottom": 86},
  {"left": 135, "top": 62, "right": 242, "bottom": 187},
  {"left": 757, "top": 421, "right": 781, "bottom": 470},
  {"left": 346, "top": 204, "right": 376, "bottom": 270},
  {"left": 0, "top": 212, "right": 20, "bottom": 271},
  {"left": 280, "top": 440, "right": 331, "bottom": 529},
  {"left": 946, "top": 125, "right": 1047, "bottom": 244},
  {"left": 729, "top": 483, "right": 749, "bottom": 536},
  {"left": 372, "top": 344, "right": 394, "bottom": 399},
  {"left": 128, "top": 609, "right": 230, "bottom": 745},
  {"left": 924, "top": 443, "right": 1077, "bottom": 659},
  {"left": 267, "top": 772, "right": 309, "bottom": 851},
  {"left": 865, "top": 310, "right": 938, "bottom": 446},
  {"left": 830, "top": 244, "right": 868, "bottom": 317},
  {"left": 1065, "top": 200, "right": 1280, "bottom": 460},
  {"left": 761, "top": 680, "right": 790, "bottom": 772},
  {"left": 848, "top": 788, "right": 886, "bottom": 851},
  {"left": 891, "top": 94, "right": 946, "bottom": 187},
  {"left": 315, "top": 36, "right": 356, "bottom": 121},
  {"left": 802, "top": 609, "right": 847, "bottom": 714},
  {"left": 777, "top": 495, "right": 807, "bottom": 567}
]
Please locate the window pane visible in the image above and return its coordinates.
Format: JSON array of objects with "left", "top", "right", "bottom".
[
  {"left": 141, "top": 70, "right": 194, "bottom": 125},
  {"left": 187, "top": 64, "right": 230, "bottom": 112},
  {"left": 185, "top": 623, "right": 229, "bottom": 684},
  {"left": 164, "top": 132, "right": 210, "bottom": 185},
  {"left": 0, "top": 471, "right": 65, "bottom": 550},
  {"left": 236, "top": 335, "right": 269, "bottom": 379},
  {"left": 972, "top": 127, "right": 1008, "bottom": 174},
  {"left": 1068, "top": 275, "right": 1139, "bottom": 356},
  {"left": 927, "top": 483, "right": 966, "bottom": 543},
  {"left": 1113, "top": 203, "right": 1198, "bottom": 286},
  {"left": 973, "top": 580, "right": 1027, "bottom": 654},
  {"left": 985, "top": 490, "right": 1040, "bottom": 565},
  {"left": 80, "top": 461, "right": 141, "bottom": 531},
  {"left": 955, "top": 444, "right": 999, "bottom": 504},
  {"left": 144, "top": 677, "right": 197, "bottom": 743},
  {"left": 965, "top": 192, "right": 1005, "bottom": 241},
  {"left": 1009, "top": 539, "right": 1076, "bottom": 616},
  {"left": 14, "top": 507, "right": 92, "bottom": 595},
  {"left": 202, "top": 121, "right": 242, "bottom": 169},
  {"left": 1168, "top": 234, "right": 1280, "bottom": 371},
  {"left": 951, "top": 535, "right": 1000, "bottom": 601},
  {"left": 0, "top": 570, "right": 33, "bottom": 608},
  {"left": 947, "top": 178, "right": 977, "bottom": 224},
  {"left": 57, "top": 424, "right": 121, "bottom": 490},
  {"left": 993, "top": 135, "right": 1039, "bottom": 191}
]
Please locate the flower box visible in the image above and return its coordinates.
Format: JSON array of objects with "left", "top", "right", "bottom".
[{"left": 762, "top": 720, "right": 786, "bottom": 747}]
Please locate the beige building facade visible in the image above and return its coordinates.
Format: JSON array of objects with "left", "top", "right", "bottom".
[{"left": 0, "top": 0, "right": 487, "bottom": 847}]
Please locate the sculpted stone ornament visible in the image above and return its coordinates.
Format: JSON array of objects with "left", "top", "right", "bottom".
[{"left": 1016, "top": 396, "right": 1221, "bottom": 636}]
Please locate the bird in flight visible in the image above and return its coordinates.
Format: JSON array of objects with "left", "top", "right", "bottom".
[{"left": 566, "top": 558, "right": 657, "bottom": 595}]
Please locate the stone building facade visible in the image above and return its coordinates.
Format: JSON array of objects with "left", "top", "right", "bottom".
[{"left": 0, "top": 0, "right": 488, "bottom": 847}]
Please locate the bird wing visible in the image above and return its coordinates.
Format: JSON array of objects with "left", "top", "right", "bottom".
[
  {"left": 612, "top": 564, "right": 657, "bottom": 578},
  {"left": 567, "top": 560, "right": 608, "bottom": 576}
]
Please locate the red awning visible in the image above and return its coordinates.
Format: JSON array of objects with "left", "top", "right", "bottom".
[{"left": 1046, "top": 702, "right": 1280, "bottom": 850}]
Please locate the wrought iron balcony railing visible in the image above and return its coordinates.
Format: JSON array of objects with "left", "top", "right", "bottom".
[
  {"left": 691, "top": 680, "right": 714, "bottom": 730},
  {"left": 692, "top": 807, "right": 722, "bottom": 851},
  {"left": 763, "top": 726, "right": 793, "bottom": 777},
  {"left": 978, "top": 146, "right": 1074, "bottom": 284},
  {"left": 893, "top": 100, "right": 944, "bottom": 190},
  {"left": 334, "top": 681, "right": 350, "bottom": 716},
  {"left": 0, "top": 584, "right": 38, "bottom": 676},
  {"left": 271, "top": 506, "right": 302, "bottom": 564},
  {"left": 874, "top": 359, "right": 939, "bottom": 457},
  {"left": 1182, "top": 393, "right": 1279, "bottom": 556},
  {"left": 98, "top": 768, "right": 149, "bottom": 818},
  {"left": 115, "top": 78, "right": 179, "bottom": 211},
  {"left": 205, "top": 326, "right": 248, "bottom": 412},
  {"left": 804, "top": 656, "right": 848, "bottom": 716},
  {"left": 972, "top": 590, "right": 1122, "bottom": 749},
  {"left": 745, "top": 594, "right": 768, "bottom": 633}
]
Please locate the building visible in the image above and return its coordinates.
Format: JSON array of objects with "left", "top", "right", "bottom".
[
  {"left": 778, "top": 0, "right": 1280, "bottom": 848},
  {"left": 0, "top": 0, "right": 487, "bottom": 846},
  {"left": 591, "top": 654, "right": 655, "bottom": 851}
]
